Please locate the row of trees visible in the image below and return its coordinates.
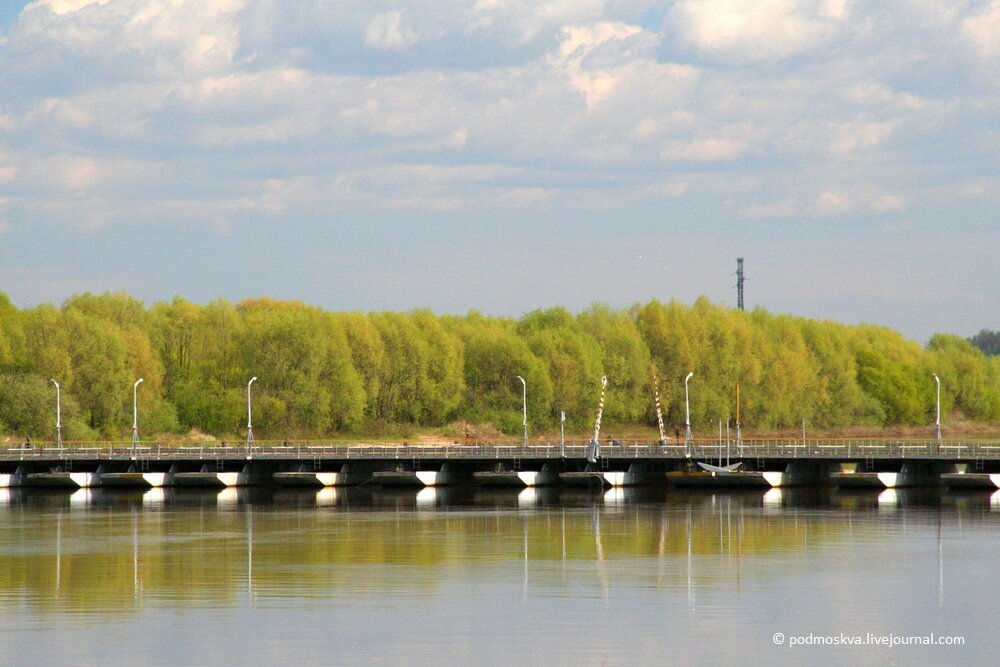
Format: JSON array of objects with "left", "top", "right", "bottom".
[{"left": 1, "top": 291, "right": 998, "bottom": 441}]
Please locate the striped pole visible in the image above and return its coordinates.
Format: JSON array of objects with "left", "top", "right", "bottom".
[
  {"left": 586, "top": 375, "right": 608, "bottom": 463},
  {"left": 652, "top": 368, "right": 667, "bottom": 445}
]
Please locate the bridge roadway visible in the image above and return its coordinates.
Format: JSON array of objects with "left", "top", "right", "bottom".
[{"left": 2, "top": 438, "right": 1000, "bottom": 490}]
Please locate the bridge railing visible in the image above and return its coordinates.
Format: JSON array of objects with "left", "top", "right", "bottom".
[{"left": 3, "top": 438, "right": 1000, "bottom": 460}]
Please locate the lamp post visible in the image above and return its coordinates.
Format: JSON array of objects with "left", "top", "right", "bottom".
[
  {"left": 131, "top": 378, "right": 143, "bottom": 458},
  {"left": 933, "top": 374, "right": 941, "bottom": 442},
  {"left": 684, "top": 372, "right": 694, "bottom": 458},
  {"left": 51, "top": 379, "right": 62, "bottom": 450},
  {"left": 516, "top": 375, "right": 527, "bottom": 447},
  {"left": 247, "top": 376, "right": 257, "bottom": 455},
  {"left": 560, "top": 410, "right": 566, "bottom": 457}
]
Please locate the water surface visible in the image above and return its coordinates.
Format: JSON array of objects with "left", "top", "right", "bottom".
[{"left": 0, "top": 486, "right": 995, "bottom": 666}]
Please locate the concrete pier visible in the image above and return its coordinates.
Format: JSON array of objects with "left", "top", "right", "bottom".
[
  {"left": 559, "top": 471, "right": 610, "bottom": 487},
  {"left": 99, "top": 466, "right": 173, "bottom": 488},
  {"left": 274, "top": 471, "right": 342, "bottom": 487},
  {"left": 274, "top": 462, "right": 372, "bottom": 487},
  {"left": 831, "top": 472, "right": 885, "bottom": 488},
  {"left": 27, "top": 471, "right": 101, "bottom": 488},
  {"left": 173, "top": 463, "right": 273, "bottom": 487},
  {"left": 474, "top": 466, "right": 560, "bottom": 487},
  {"left": 762, "top": 462, "right": 835, "bottom": 488},
  {"left": 373, "top": 463, "right": 469, "bottom": 487},
  {"left": 667, "top": 470, "right": 771, "bottom": 488},
  {"left": 940, "top": 472, "right": 999, "bottom": 489},
  {"left": 173, "top": 468, "right": 241, "bottom": 487},
  {"left": 0, "top": 467, "right": 27, "bottom": 488}
]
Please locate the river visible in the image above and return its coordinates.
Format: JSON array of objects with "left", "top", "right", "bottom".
[{"left": 0, "top": 486, "right": 994, "bottom": 665}]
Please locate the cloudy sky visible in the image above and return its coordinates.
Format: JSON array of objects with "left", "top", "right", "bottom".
[{"left": 0, "top": 0, "right": 997, "bottom": 343}]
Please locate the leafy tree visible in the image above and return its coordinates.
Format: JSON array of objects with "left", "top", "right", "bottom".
[
  {"left": 927, "top": 334, "right": 1000, "bottom": 420},
  {"left": 969, "top": 329, "right": 1000, "bottom": 356},
  {"left": 462, "top": 328, "right": 552, "bottom": 434},
  {"left": 577, "top": 304, "right": 651, "bottom": 424},
  {"left": 516, "top": 308, "right": 604, "bottom": 429},
  {"left": 0, "top": 292, "right": 25, "bottom": 372}
]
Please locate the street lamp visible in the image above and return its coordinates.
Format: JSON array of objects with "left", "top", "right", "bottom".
[
  {"left": 131, "top": 378, "right": 143, "bottom": 457},
  {"left": 684, "top": 372, "right": 694, "bottom": 457},
  {"left": 516, "top": 375, "right": 527, "bottom": 447},
  {"left": 560, "top": 410, "right": 566, "bottom": 457},
  {"left": 51, "top": 379, "right": 62, "bottom": 450},
  {"left": 247, "top": 376, "right": 257, "bottom": 454},
  {"left": 933, "top": 374, "right": 941, "bottom": 441}
]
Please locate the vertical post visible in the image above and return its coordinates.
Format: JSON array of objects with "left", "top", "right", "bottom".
[
  {"left": 684, "top": 372, "right": 694, "bottom": 458},
  {"left": 735, "top": 382, "right": 743, "bottom": 455},
  {"left": 516, "top": 376, "right": 527, "bottom": 447},
  {"left": 51, "top": 379, "right": 62, "bottom": 450},
  {"left": 247, "top": 377, "right": 257, "bottom": 455},
  {"left": 131, "top": 378, "right": 144, "bottom": 458},
  {"left": 718, "top": 419, "right": 723, "bottom": 467},
  {"left": 726, "top": 419, "right": 730, "bottom": 467},
  {"left": 933, "top": 374, "right": 942, "bottom": 442},
  {"left": 560, "top": 410, "right": 566, "bottom": 457}
]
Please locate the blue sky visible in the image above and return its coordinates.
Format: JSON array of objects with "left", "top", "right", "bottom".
[{"left": 1, "top": 0, "right": 998, "bottom": 344}]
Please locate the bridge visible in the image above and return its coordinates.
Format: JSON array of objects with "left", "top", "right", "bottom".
[{"left": 2, "top": 438, "right": 1000, "bottom": 490}]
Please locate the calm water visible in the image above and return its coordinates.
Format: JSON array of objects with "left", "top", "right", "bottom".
[{"left": 0, "top": 486, "right": 996, "bottom": 666}]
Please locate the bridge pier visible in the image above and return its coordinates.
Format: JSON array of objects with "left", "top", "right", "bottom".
[
  {"left": 173, "top": 462, "right": 277, "bottom": 487},
  {"left": 474, "top": 463, "right": 561, "bottom": 487},
  {"left": 274, "top": 462, "right": 374, "bottom": 487},
  {"left": 763, "top": 462, "right": 836, "bottom": 488},
  {"left": 0, "top": 466, "right": 28, "bottom": 487},
  {"left": 374, "top": 462, "right": 472, "bottom": 487}
]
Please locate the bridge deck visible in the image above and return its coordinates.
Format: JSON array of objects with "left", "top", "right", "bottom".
[{"left": 2, "top": 439, "right": 1000, "bottom": 462}]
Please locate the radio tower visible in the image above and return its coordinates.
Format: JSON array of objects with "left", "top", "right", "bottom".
[{"left": 736, "top": 257, "right": 745, "bottom": 311}]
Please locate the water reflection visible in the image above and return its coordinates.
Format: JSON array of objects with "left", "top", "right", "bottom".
[{"left": 0, "top": 486, "right": 999, "bottom": 619}]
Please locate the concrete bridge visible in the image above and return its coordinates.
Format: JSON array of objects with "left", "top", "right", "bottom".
[{"left": 2, "top": 438, "right": 1000, "bottom": 491}]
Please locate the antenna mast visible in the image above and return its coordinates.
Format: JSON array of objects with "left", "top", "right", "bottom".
[{"left": 736, "top": 257, "right": 745, "bottom": 311}]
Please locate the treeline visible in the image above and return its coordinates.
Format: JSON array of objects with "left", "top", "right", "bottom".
[
  {"left": 970, "top": 330, "right": 1000, "bottom": 356},
  {"left": 1, "top": 291, "right": 999, "bottom": 441}
]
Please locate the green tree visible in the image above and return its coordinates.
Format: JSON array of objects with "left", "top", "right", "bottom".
[{"left": 516, "top": 308, "right": 604, "bottom": 429}]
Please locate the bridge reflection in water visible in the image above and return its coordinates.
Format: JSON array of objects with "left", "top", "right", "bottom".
[
  {"left": 0, "top": 485, "right": 992, "bottom": 612},
  {"left": 1, "top": 485, "right": 993, "bottom": 665}
]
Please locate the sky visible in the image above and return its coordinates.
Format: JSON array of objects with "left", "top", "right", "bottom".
[{"left": 0, "top": 0, "right": 997, "bottom": 344}]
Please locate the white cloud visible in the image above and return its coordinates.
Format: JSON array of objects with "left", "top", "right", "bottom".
[
  {"left": 365, "top": 10, "right": 418, "bottom": 51},
  {"left": 665, "top": 0, "right": 847, "bottom": 62},
  {"left": 468, "top": 0, "right": 605, "bottom": 43},
  {"left": 25, "top": 0, "right": 111, "bottom": 16},
  {"left": 871, "top": 193, "right": 905, "bottom": 213},
  {"left": 661, "top": 138, "right": 748, "bottom": 162},
  {"left": 814, "top": 189, "right": 852, "bottom": 215},
  {"left": 961, "top": 1, "right": 1000, "bottom": 60},
  {"left": 827, "top": 119, "right": 895, "bottom": 157},
  {"left": 551, "top": 22, "right": 648, "bottom": 107},
  {"left": 0, "top": 0, "right": 995, "bottom": 240},
  {"left": 742, "top": 200, "right": 797, "bottom": 219}
]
